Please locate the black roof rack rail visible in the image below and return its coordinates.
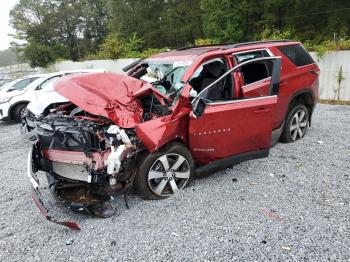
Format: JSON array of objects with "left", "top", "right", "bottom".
[
  {"left": 175, "top": 40, "right": 294, "bottom": 52},
  {"left": 176, "top": 42, "right": 237, "bottom": 51},
  {"left": 223, "top": 39, "right": 294, "bottom": 49}
]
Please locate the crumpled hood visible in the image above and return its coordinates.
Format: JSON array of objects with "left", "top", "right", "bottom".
[{"left": 54, "top": 73, "right": 154, "bottom": 128}]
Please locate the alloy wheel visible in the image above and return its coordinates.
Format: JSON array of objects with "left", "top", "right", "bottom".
[
  {"left": 147, "top": 153, "right": 191, "bottom": 197},
  {"left": 289, "top": 109, "right": 308, "bottom": 141}
]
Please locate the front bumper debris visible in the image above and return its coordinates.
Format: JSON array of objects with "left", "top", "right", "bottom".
[
  {"left": 25, "top": 113, "right": 137, "bottom": 228},
  {"left": 27, "top": 148, "right": 81, "bottom": 230}
]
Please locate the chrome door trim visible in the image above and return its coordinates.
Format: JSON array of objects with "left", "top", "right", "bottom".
[{"left": 207, "top": 95, "right": 278, "bottom": 106}]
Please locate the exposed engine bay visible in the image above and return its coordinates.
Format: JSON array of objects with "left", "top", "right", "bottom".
[{"left": 30, "top": 105, "right": 138, "bottom": 218}]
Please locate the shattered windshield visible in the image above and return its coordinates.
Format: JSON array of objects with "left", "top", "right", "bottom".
[{"left": 139, "top": 60, "right": 192, "bottom": 97}]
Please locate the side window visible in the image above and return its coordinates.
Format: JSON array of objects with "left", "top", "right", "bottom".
[
  {"left": 28, "top": 77, "right": 39, "bottom": 83},
  {"left": 278, "top": 44, "right": 314, "bottom": 67},
  {"left": 192, "top": 57, "right": 282, "bottom": 118},
  {"left": 190, "top": 58, "right": 232, "bottom": 101},
  {"left": 40, "top": 76, "right": 62, "bottom": 90},
  {"left": 234, "top": 50, "right": 272, "bottom": 85},
  {"left": 11, "top": 77, "right": 39, "bottom": 91},
  {"left": 13, "top": 79, "right": 31, "bottom": 90}
]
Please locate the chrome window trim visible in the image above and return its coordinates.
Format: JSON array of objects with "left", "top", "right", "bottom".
[
  {"left": 296, "top": 63, "right": 317, "bottom": 69},
  {"left": 233, "top": 48, "right": 274, "bottom": 89},
  {"left": 189, "top": 57, "right": 227, "bottom": 81},
  {"left": 192, "top": 56, "right": 282, "bottom": 105},
  {"left": 207, "top": 95, "right": 278, "bottom": 106},
  {"left": 232, "top": 48, "right": 274, "bottom": 59}
]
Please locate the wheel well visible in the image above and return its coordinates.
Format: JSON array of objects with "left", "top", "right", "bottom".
[
  {"left": 158, "top": 139, "right": 188, "bottom": 152},
  {"left": 289, "top": 92, "right": 313, "bottom": 113},
  {"left": 287, "top": 91, "right": 314, "bottom": 125},
  {"left": 9, "top": 102, "right": 29, "bottom": 119}
]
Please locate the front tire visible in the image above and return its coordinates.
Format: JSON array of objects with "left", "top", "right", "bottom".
[
  {"left": 135, "top": 142, "right": 194, "bottom": 200},
  {"left": 280, "top": 104, "right": 309, "bottom": 143},
  {"left": 13, "top": 103, "right": 28, "bottom": 122}
]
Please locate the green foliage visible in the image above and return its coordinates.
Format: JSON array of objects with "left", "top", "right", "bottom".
[
  {"left": 195, "top": 38, "right": 218, "bottom": 46},
  {"left": 22, "top": 40, "right": 56, "bottom": 68},
  {"left": 9, "top": 0, "right": 350, "bottom": 66},
  {"left": 10, "top": 0, "right": 108, "bottom": 67},
  {"left": 123, "top": 33, "right": 145, "bottom": 58},
  {"left": 98, "top": 34, "right": 125, "bottom": 59},
  {"left": 303, "top": 40, "right": 350, "bottom": 58},
  {"left": 335, "top": 65, "right": 345, "bottom": 100},
  {"left": 140, "top": 48, "right": 169, "bottom": 59},
  {"left": 260, "top": 28, "right": 293, "bottom": 41},
  {"left": 85, "top": 34, "right": 168, "bottom": 60},
  {"left": 200, "top": 0, "right": 249, "bottom": 43},
  {"left": 106, "top": 0, "right": 203, "bottom": 48}
]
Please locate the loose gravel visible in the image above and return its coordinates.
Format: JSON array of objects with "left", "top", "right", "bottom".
[{"left": 0, "top": 104, "right": 349, "bottom": 262}]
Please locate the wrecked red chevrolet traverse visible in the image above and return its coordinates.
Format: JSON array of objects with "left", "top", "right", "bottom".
[{"left": 26, "top": 40, "right": 319, "bottom": 229}]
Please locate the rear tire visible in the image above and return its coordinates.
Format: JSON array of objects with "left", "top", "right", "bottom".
[
  {"left": 12, "top": 103, "right": 28, "bottom": 122},
  {"left": 280, "top": 104, "right": 309, "bottom": 143},
  {"left": 135, "top": 142, "right": 194, "bottom": 200}
]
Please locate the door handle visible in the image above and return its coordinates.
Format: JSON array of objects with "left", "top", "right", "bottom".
[
  {"left": 279, "top": 81, "right": 288, "bottom": 87},
  {"left": 254, "top": 108, "right": 271, "bottom": 114}
]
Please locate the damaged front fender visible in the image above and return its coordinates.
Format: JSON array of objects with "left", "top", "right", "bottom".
[{"left": 135, "top": 106, "right": 190, "bottom": 152}]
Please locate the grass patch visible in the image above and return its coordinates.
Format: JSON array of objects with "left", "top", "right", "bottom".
[{"left": 318, "top": 99, "right": 350, "bottom": 105}]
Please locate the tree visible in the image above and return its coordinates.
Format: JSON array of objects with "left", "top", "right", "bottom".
[
  {"left": 200, "top": 0, "right": 250, "bottom": 43},
  {"left": 160, "top": 0, "right": 204, "bottom": 47},
  {"left": 106, "top": 0, "right": 167, "bottom": 48},
  {"left": 10, "top": 0, "right": 108, "bottom": 67},
  {"left": 106, "top": 0, "right": 203, "bottom": 48},
  {"left": 9, "top": 0, "right": 350, "bottom": 66}
]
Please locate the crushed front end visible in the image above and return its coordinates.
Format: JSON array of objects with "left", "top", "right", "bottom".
[
  {"left": 24, "top": 71, "right": 190, "bottom": 229},
  {"left": 28, "top": 105, "right": 140, "bottom": 227}
]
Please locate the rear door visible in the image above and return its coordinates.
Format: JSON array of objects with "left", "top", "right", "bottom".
[
  {"left": 232, "top": 49, "right": 273, "bottom": 98},
  {"left": 189, "top": 57, "right": 281, "bottom": 164}
]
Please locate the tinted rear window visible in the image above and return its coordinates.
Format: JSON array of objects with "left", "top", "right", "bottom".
[{"left": 278, "top": 45, "right": 314, "bottom": 67}]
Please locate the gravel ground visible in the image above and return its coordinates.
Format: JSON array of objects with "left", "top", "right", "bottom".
[{"left": 0, "top": 104, "right": 349, "bottom": 262}]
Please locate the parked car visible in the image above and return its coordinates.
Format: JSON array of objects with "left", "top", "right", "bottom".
[
  {"left": 0, "top": 70, "right": 104, "bottom": 122},
  {"left": 21, "top": 69, "right": 106, "bottom": 132},
  {"left": 25, "top": 40, "right": 319, "bottom": 229},
  {"left": 0, "top": 74, "right": 46, "bottom": 121}
]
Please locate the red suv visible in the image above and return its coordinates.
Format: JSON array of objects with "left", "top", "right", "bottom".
[{"left": 26, "top": 40, "right": 319, "bottom": 228}]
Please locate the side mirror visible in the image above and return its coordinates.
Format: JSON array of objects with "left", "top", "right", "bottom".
[{"left": 192, "top": 98, "right": 206, "bottom": 118}]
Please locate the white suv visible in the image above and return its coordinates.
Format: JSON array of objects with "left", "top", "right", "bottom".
[{"left": 0, "top": 69, "right": 104, "bottom": 122}]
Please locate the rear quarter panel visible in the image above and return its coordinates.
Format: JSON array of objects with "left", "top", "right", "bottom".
[{"left": 269, "top": 46, "right": 319, "bottom": 128}]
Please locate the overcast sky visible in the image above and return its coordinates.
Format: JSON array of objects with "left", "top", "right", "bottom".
[{"left": 0, "top": 1, "right": 19, "bottom": 51}]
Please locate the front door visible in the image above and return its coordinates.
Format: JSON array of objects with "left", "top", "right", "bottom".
[{"left": 189, "top": 57, "right": 281, "bottom": 164}]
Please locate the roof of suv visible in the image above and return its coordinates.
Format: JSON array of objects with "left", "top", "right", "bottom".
[{"left": 147, "top": 40, "right": 301, "bottom": 61}]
